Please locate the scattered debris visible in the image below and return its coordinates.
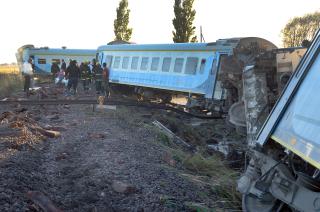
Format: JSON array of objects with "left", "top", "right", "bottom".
[
  {"left": 88, "top": 132, "right": 106, "bottom": 139},
  {"left": 0, "top": 126, "right": 21, "bottom": 137},
  {"left": 111, "top": 181, "right": 137, "bottom": 194},
  {"left": 45, "top": 114, "right": 60, "bottom": 121},
  {"left": 162, "top": 152, "right": 177, "bottom": 167},
  {"left": 31, "top": 126, "right": 61, "bottom": 138},
  {"left": 153, "top": 120, "right": 191, "bottom": 149},
  {"left": 0, "top": 109, "right": 62, "bottom": 148},
  {"left": 55, "top": 153, "right": 68, "bottom": 161},
  {"left": 96, "top": 105, "right": 117, "bottom": 110},
  {"left": 26, "top": 191, "right": 63, "bottom": 212}
]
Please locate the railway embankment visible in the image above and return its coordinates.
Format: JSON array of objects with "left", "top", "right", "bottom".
[{"left": 0, "top": 83, "right": 243, "bottom": 211}]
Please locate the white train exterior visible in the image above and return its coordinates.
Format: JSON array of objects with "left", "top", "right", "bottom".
[
  {"left": 16, "top": 45, "right": 96, "bottom": 74},
  {"left": 238, "top": 30, "right": 320, "bottom": 211}
]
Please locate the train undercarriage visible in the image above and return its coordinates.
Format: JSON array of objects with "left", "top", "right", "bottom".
[{"left": 239, "top": 141, "right": 320, "bottom": 212}]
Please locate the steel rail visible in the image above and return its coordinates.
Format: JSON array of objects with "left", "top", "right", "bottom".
[{"left": 0, "top": 99, "right": 222, "bottom": 119}]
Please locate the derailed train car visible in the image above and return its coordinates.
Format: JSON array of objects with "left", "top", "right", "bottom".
[
  {"left": 16, "top": 45, "right": 96, "bottom": 74},
  {"left": 238, "top": 30, "right": 320, "bottom": 211},
  {"left": 96, "top": 38, "right": 277, "bottom": 114}
]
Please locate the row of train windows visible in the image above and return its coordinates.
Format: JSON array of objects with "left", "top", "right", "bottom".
[
  {"left": 110, "top": 56, "right": 206, "bottom": 75},
  {"left": 37, "top": 59, "right": 61, "bottom": 65}
]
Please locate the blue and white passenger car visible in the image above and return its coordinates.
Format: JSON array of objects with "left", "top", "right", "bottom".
[
  {"left": 97, "top": 38, "right": 276, "bottom": 107},
  {"left": 16, "top": 45, "right": 96, "bottom": 74}
]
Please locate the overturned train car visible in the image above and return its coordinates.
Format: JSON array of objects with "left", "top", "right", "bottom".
[{"left": 238, "top": 30, "right": 320, "bottom": 211}]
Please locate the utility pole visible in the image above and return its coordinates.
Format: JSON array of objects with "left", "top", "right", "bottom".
[{"left": 200, "top": 26, "right": 205, "bottom": 43}]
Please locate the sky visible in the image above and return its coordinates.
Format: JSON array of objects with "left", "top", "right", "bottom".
[{"left": 0, "top": 0, "right": 319, "bottom": 63}]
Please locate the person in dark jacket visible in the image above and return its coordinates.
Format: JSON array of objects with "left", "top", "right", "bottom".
[
  {"left": 65, "top": 60, "right": 80, "bottom": 95},
  {"left": 51, "top": 62, "right": 60, "bottom": 81},
  {"left": 61, "top": 59, "right": 66, "bottom": 71},
  {"left": 93, "top": 63, "right": 103, "bottom": 94},
  {"left": 88, "top": 58, "right": 96, "bottom": 85},
  {"left": 80, "top": 62, "right": 90, "bottom": 92}
]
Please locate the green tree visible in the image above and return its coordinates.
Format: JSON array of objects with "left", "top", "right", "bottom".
[
  {"left": 172, "top": 0, "right": 197, "bottom": 43},
  {"left": 281, "top": 11, "right": 320, "bottom": 47},
  {"left": 114, "top": 0, "right": 132, "bottom": 41}
]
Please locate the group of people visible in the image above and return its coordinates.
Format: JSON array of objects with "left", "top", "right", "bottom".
[{"left": 51, "top": 59, "right": 110, "bottom": 96}]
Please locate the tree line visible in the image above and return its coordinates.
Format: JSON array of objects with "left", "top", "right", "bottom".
[
  {"left": 114, "top": 0, "right": 197, "bottom": 43},
  {"left": 281, "top": 11, "right": 320, "bottom": 47},
  {"left": 114, "top": 0, "right": 320, "bottom": 47}
]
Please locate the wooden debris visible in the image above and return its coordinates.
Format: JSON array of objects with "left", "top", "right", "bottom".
[
  {"left": 0, "top": 109, "right": 62, "bottom": 147},
  {"left": 31, "top": 126, "right": 61, "bottom": 138},
  {"left": 88, "top": 132, "right": 106, "bottom": 139},
  {"left": 26, "top": 191, "right": 63, "bottom": 212},
  {"left": 96, "top": 105, "right": 117, "bottom": 110},
  {"left": 0, "top": 126, "right": 21, "bottom": 137}
]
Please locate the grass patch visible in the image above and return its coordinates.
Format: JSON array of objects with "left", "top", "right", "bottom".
[
  {"left": 0, "top": 65, "right": 19, "bottom": 74},
  {"left": 151, "top": 125, "right": 241, "bottom": 210},
  {"left": 0, "top": 73, "right": 23, "bottom": 97},
  {"left": 154, "top": 114, "right": 206, "bottom": 146}
]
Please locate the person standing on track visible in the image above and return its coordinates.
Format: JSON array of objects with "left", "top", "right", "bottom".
[
  {"left": 51, "top": 62, "right": 60, "bottom": 81},
  {"left": 22, "top": 58, "right": 34, "bottom": 97},
  {"left": 61, "top": 59, "right": 66, "bottom": 72},
  {"left": 93, "top": 63, "right": 103, "bottom": 94},
  {"left": 80, "top": 62, "right": 90, "bottom": 92},
  {"left": 65, "top": 60, "right": 80, "bottom": 95}
]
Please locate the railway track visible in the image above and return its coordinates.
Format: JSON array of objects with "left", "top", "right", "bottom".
[{"left": 0, "top": 98, "right": 223, "bottom": 119}]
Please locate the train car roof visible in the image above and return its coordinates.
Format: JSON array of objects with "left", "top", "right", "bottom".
[
  {"left": 97, "top": 42, "right": 225, "bottom": 52},
  {"left": 97, "top": 37, "right": 277, "bottom": 52},
  {"left": 25, "top": 48, "right": 96, "bottom": 56}
]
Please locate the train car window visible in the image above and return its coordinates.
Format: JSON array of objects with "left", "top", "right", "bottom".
[
  {"left": 162, "top": 57, "right": 171, "bottom": 72},
  {"left": 185, "top": 57, "right": 199, "bottom": 75},
  {"left": 122, "top": 57, "right": 130, "bottom": 69},
  {"left": 140, "top": 57, "right": 149, "bottom": 70},
  {"left": 52, "top": 59, "right": 60, "bottom": 64},
  {"left": 113, "top": 56, "right": 121, "bottom": 69},
  {"left": 151, "top": 57, "right": 160, "bottom": 71},
  {"left": 106, "top": 55, "right": 113, "bottom": 68},
  {"left": 38, "top": 59, "right": 46, "bottom": 64},
  {"left": 131, "top": 57, "right": 139, "bottom": 70},
  {"left": 199, "top": 59, "right": 206, "bottom": 74},
  {"left": 173, "top": 58, "right": 184, "bottom": 73}
]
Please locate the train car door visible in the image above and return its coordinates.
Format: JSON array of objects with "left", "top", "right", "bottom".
[
  {"left": 209, "top": 53, "right": 228, "bottom": 100},
  {"left": 105, "top": 55, "right": 113, "bottom": 68}
]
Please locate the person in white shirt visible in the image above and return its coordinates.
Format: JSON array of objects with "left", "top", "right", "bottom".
[{"left": 22, "top": 58, "right": 34, "bottom": 97}]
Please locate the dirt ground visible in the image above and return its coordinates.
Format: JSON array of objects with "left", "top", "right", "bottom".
[{"left": 0, "top": 84, "right": 243, "bottom": 211}]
